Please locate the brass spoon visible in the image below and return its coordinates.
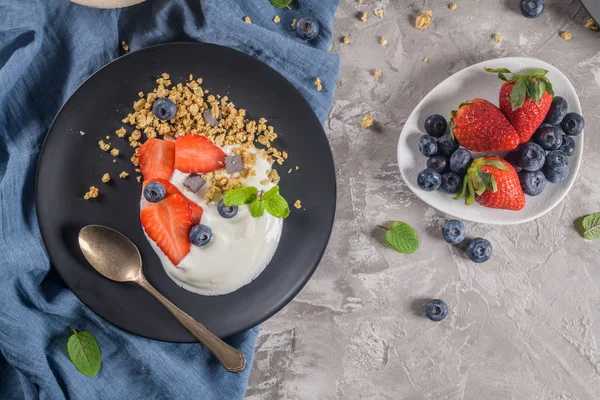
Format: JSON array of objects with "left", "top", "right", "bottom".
[{"left": 78, "top": 225, "right": 246, "bottom": 372}]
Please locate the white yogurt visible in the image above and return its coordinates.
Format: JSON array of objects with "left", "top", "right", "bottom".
[{"left": 142, "top": 148, "right": 283, "bottom": 296}]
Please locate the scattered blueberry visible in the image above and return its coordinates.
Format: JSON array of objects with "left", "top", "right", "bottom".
[
  {"left": 442, "top": 220, "right": 466, "bottom": 245},
  {"left": 152, "top": 98, "right": 177, "bottom": 121},
  {"left": 504, "top": 151, "right": 522, "bottom": 173},
  {"left": 225, "top": 154, "right": 244, "bottom": 174},
  {"left": 516, "top": 142, "right": 546, "bottom": 172},
  {"left": 189, "top": 224, "right": 212, "bottom": 247},
  {"left": 519, "top": 0, "right": 544, "bottom": 19},
  {"left": 544, "top": 96, "right": 568, "bottom": 125},
  {"left": 183, "top": 174, "right": 206, "bottom": 193},
  {"left": 533, "top": 125, "right": 562, "bottom": 151},
  {"left": 466, "top": 238, "right": 493, "bottom": 263},
  {"left": 437, "top": 134, "right": 459, "bottom": 156},
  {"left": 143, "top": 181, "right": 166, "bottom": 203},
  {"left": 425, "top": 299, "right": 448, "bottom": 322},
  {"left": 449, "top": 148, "right": 473, "bottom": 174},
  {"left": 295, "top": 16, "right": 320, "bottom": 41},
  {"left": 561, "top": 113, "right": 585, "bottom": 136},
  {"left": 426, "top": 155, "right": 449, "bottom": 173},
  {"left": 419, "top": 135, "right": 438, "bottom": 156},
  {"left": 424, "top": 114, "right": 448, "bottom": 137},
  {"left": 440, "top": 172, "right": 463, "bottom": 194},
  {"left": 543, "top": 150, "right": 570, "bottom": 183},
  {"left": 558, "top": 134, "right": 575, "bottom": 157},
  {"left": 217, "top": 199, "right": 238, "bottom": 219},
  {"left": 203, "top": 109, "right": 221, "bottom": 127},
  {"left": 519, "top": 170, "right": 546, "bottom": 196},
  {"left": 417, "top": 168, "right": 442, "bottom": 191}
]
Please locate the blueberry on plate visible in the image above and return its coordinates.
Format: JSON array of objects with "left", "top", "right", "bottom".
[
  {"left": 295, "top": 16, "right": 320, "bottom": 41},
  {"left": 517, "top": 142, "right": 546, "bottom": 172},
  {"left": 425, "top": 299, "right": 448, "bottom": 322},
  {"left": 442, "top": 219, "right": 466, "bottom": 245},
  {"left": 417, "top": 168, "right": 442, "bottom": 191},
  {"left": 520, "top": 0, "right": 544, "bottom": 19},
  {"left": 543, "top": 166, "right": 570, "bottom": 184},
  {"left": 519, "top": 170, "right": 546, "bottom": 196},
  {"left": 466, "top": 238, "right": 493, "bottom": 263},
  {"left": 543, "top": 150, "right": 570, "bottom": 183},
  {"left": 544, "top": 96, "right": 568, "bottom": 125},
  {"left": 437, "top": 134, "right": 459, "bottom": 156},
  {"left": 504, "top": 151, "right": 522, "bottom": 173},
  {"left": 426, "top": 155, "right": 449, "bottom": 173},
  {"left": 440, "top": 172, "right": 463, "bottom": 194},
  {"left": 449, "top": 148, "right": 472, "bottom": 174},
  {"left": 152, "top": 98, "right": 177, "bottom": 121},
  {"left": 561, "top": 113, "right": 585, "bottom": 136},
  {"left": 189, "top": 224, "right": 212, "bottom": 247},
  {"left": 558, "top": 134, "right": 575, "bottom": 157},
  {"left": 533, "top": 125, "right": 562, "bottom": 151},
  {"left": 217, "top": 199, "right": 238, "bottom": 219},
  {"left": 424, "top": 114, "right": 448, "bottom": 137},
  {"left": 143, "top": 181, "right": 166, "bottom": 203},
  {"left": 419, "top": 135, "right": 438, "bottom": 156}
]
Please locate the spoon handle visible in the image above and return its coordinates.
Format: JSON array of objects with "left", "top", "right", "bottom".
[{"left": 137, "top": 278, "right": 246, "bottom": 372}]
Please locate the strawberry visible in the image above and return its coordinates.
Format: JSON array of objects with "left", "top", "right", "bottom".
[
  {"left": 455, "top": 156, "right": 525, "bottom": 211},
  {"left": 175, "top": 135, "right": 227, "bottom": 173},
  {"left": 486, "top": 67, "right": 554, "bottom": 142},
  {"left": 139, "top": 138, "right": 175, "bottom": 181},
  {"left": 143, "top": 178, "right": 204, "bottom": 224},
  {"left": 141, "top": 193, "right": 193, "bottom": 265},
  {"left": 450, "top": 99, "right": 520, "bottom": 152}
]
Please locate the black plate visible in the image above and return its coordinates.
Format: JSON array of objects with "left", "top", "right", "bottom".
[{"left": 36, "top": 43, "right": 336, "bottom": 342}]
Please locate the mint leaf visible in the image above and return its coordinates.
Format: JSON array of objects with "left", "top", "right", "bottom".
[
  {"left": 223, "top": 186, "right": 258, "bottom": 206},
  {"left": 269, "top": 0, "right": 291, "bottom": 8},
  {"left": 264, "top": 193, "right": 290, "bottom": 218},
  {"left": 262, "top": 185, "right": 280, "bottom": 200},
  {"left": 67, "top": 327, "right": 101, "bottom": 377},
  {"left": 580, "top": 213, "right": 600, "bottom": 240},
  {"left": 251, "top": 199, "right": 265, "bottom": 217},
  {"left": 384, "top": 222, "right": 419, "bottom": 254}
]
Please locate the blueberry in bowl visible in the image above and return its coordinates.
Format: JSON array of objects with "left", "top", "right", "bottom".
[
  {"left": 561, "top": 113, "right": 584, "bottom": 136},
  {"left": 558, "top": 134, "right": 575, "bottom": 157},
  {"left": 449, "top": 148, "right": 472, "bottom": 175},
  {"left": 424, "top": 114, "right": 448, "bottom": 137},
  {"left": 426, "top": 155, "right": 449, "bottom": 173},
  {"left": 437, "top": 134, "right": 459, "bottom": 156},
  {"left": 533, "top": 125, "right": 562, "bottom": 151},
  {"left": 417, "top": 168, "right": 442, "bottom": 191},
  {"left": 440, "top": 172, "right": 462, "bottom": 194},
  {"left": 543, "top": 150, "right": 570, "bottom": 183},
  {"left": 519, "top": 170, "right": 546, "bottom": 196},
  {"left": 419, "top": 135, "right": 438, "bottom": 157},
  {"left": 544, "top": 96, "right": 568, "bottom": 125},
  {"left": 516, "top": 142, "right": 546, "bottom": 172}
]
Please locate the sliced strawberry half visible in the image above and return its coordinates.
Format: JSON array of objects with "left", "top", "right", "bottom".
[
  {"left": 141, "top": 193, "right": 192, "bottom": 265},
  {"left": 175, "top": 135, "right": 227, "bottom": 173},
  {"left": 139, "top": 138, "right": 176, "bottom": 181},
  {"left": 143, "top": 178, "right": 204, "bottom": 224}
]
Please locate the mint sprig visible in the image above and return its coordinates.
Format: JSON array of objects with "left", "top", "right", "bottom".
[
  {"left": 67, "top": 326, "right": 101, "bottom": 377},
  {"left": 380, "top": 222, "right": 419, "bottom": 254},
  {"left": 224, "top": 185, "right": 290, "bottom": 219},
  {"left": 578, "top": 213, "right": 600, "bottom": 240},
  {"left": 269, "top": 0, "right": 292, "bottom": 8}
]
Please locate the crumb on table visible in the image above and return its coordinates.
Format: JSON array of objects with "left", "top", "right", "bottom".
[
  {"left": 361, "top": 115, "right": 374, "bottom": 128},
  {"left": 295, "top": 166, "right": 299, "bottom": 170},
  {"left": 121, "top": 41, "right": 129, "bottom": 51},
  {"left": 136, "top": 176, "right": 142, "bottom": 183},
  {"left": 112, "top": 159, "right": 117, "bottom": 163},
  {"left": 415, "top": 10, "right": 432, "bottom": 29},
  {"left": 244, "top": 16, "right": 252, "bottom": 24},
  {"left": 585, "top": 18, "right": 599, "bottom": 30},
  {"left": 373, "top": 9, "right": 384, "bottom": 18},
  {"left": 342, "top": 36, "right": 350, "bottom": 44},
  {"left": 79, "top": 131, "right": 85, "bottom": 136},
  {"left": 119, "top": 171, "right": 129, "bottom": 179},
  {"left": 115, "top": 127, "right": 126, "bottom": 137},
  {"left": 291, "top": 18, "right": 296, "bottom": 28},
  {"left": 84, "top": 186, "right": 99, "bottom": 200},
  {"left": 101, "top": 173, "right": 111, "bottom": 183},
  {"left": 314, "top": 78, "right": 323, "bottom": 91},
  {"left": 448, "top": 3, "right": 457, "bottom": 10},
  {"left": 374, "top": 69, "right": 382, "bottom": 77},
  {"left": 273, "top": 15, "right": 280, "bottom": 23},
  {"left": 560, "top": 31, "right": 572, "bottom": 40},
  {"left": 380, "top": 37, "right": 388, "bottom": 46},
  {"left": 294, "top": 200, "right": 302, "bottom": 209},
  {"left": 424, "top": 56, "right": 430, "bottom": 63},
  {"left": 360, "top": 12, "right": 367, "bottom": 22},
  {"left": 110, "top": 148, "right": 120, "bottom": 157},
  {"left": 357, "top": 0, "right": 363, "bottom": 3},
  {"left": 98, "top": 140, "right": 110, "bottom": 151},
  {"left": 494, "top": 33, "right": 502, "bottom": 42}
]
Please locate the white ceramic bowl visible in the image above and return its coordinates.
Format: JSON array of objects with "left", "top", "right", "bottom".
[
  {"left": 398, "top": 57, "right": 583, "bottom": 225},
  {"left": 70, "top": 0, "right": 145, "bottom": 8}
]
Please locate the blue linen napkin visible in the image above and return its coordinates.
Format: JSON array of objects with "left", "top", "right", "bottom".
[{"left": 0, "top": 0, "right": 340, "bottom": 398}]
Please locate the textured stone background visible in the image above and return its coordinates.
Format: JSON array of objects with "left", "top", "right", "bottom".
[{"left": 247, "top": 1, "right": 600, "bottom": 399}]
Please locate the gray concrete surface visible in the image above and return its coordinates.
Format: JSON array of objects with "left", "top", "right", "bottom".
[{"left": 247, "top": 1, "right": 600, "bottom": 399}]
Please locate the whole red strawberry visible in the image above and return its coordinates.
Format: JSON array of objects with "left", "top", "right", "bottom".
[
  {"left": 450, "top": 99, "right": 520, "bottom": 152},
  {"left": 454, "top": 156, "right": 525, "bottom": 211},
  {"left": 486, "top": 67, "right": 554, "bottom": 142}
]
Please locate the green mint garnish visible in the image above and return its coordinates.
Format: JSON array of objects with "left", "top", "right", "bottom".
[
  {"left": 269, "top": 0, "right": 292, "bottom": 8},
  {"left": 67, "top": 326, "right": 102, "bottom": 377},
  {"left": 223, "top": 185, "right": 289, "bottom": 219},
  {"left": 380, "top": 222, "right": 419, "bottom": 254},
  {"left": 577, "top": 213, "right": 600, "bottom": 240}
]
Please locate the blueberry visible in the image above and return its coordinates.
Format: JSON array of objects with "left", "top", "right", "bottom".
[
  {"left": 425, "top": 299, "right": 448, "bottom": 322},
  {"left": 424, "top": 114, "right": 448, "bottom": 137},
  {"left": 558, "top": 134, "right": 575, "bottom": 157},
  {"left": 426, "top": 155, "right": 449, "bottom": 173},
  {"left": 217, "top": 199, "right": 238, "bottom": 219},
  {"left": 417, "top": 168, "right": 442, "bottom": 191},
  {"left": 504, "top": 151, "right": 522, "bottom": 173},
  {"left": 544, "top": 96, "right": 568, "bottom": 125},
  {"left": 520, "top": 0, "right": 544, "bottom": 18},
  {"left": 561, "top": 113, "right": 585, "bottom": 136},
  {"left": 543, "top": 166, "right": 570, "bottom": 183},
  {"left": 295, "top": 16, "right": 320, "bottom": 41},
  {"left": 189, "top": 224, "right": 212, "bottom": 247},
  {"left": 152, "top": 98, "right": 177, "bottom": 121},
  {"left": 437, "top": 134, "right": 459, "bottom": 156},
  {"left": 533, "top": 125, "right": 562, "bottom": 151},
  {"left": 442, "top": 220, "right": 466, "bottom": 245},
  {"left": 466, "top": 238, "right": 493, "bottom": 263},
  {"left": 143, "top": 181, "right": 166, "bottom": 203},
  {"left": 440, "top": 172, "right": 463, "bottom": 194},
  {"left": 516, "top": 142, "right": 546, "bottom": 172},
  {"left": 419, "top": 135, "right": 438, "bottom": 156},
  {"left": 543, "top": 150, "right": 570, "bottom": 183},
  {"left": 449, "top": 148, "right": 473, "bottom": 174},
  {"left": 519, "top": 170, "right": 546, "bottom": 196}
]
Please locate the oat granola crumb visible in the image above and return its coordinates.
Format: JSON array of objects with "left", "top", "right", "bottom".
[
  {"left": 110, "top": 148, "right": 120, "bottom": 157},
  {"left": 244, "top": 16, "right": 251, "bottom": 24},
  {"left": 357, "top": 0, "right": 363, "bottom": 3},
  {"left": 360, "top": 11, "right": 367, "bottom": 22},
  {"left": 101, "top": 173, "right": 111, "bottom": 183},
  {"left": 361, "top": 115, "right": 374, "bottom": 128},
  {"left": 79, "top": 131, "right": 85, "bottom": 136},
  {"left": 342, "top": 36, "right": 350, "bottom": 44},
  {"left": 291, "top": 18, "right": 296, "bottom": 28},
  {"left": 136, "top": 176, "right": 142, "bottom": 183},
  {"left": 374, "top": 69, "right": 382, "bottom": 77},
  {"left": 84, "top": 186, "right": 99, "bottom": 200},
  {"left": 135, "top": 168, "right": 141, "bottom": 173},
  {"left": 288, "top": 168, "right": 293, "bottom": 174},
  {"left": 121, "top": 41, "right": 129, "bottom": 51},
  {"left": 560, "top": 31, "right": 572, "bottom": 40},
  {"left": 98, "top": 140, "right": 110, "bottom": 151},
  {"left": 380, "top": 37, "right": 388, "bottom": 46},
  {"left": 112, "top": 159, "right": 116, "bottom": 163},
  {"left": 448, "top": 3, "right": 457, "bottom": 10},
  {"left": 273, "top": 15, "right": 281, "bottom": 23},
  {"left": 315, "top": 78, "right": 323, "bottom": 91},
  {"left": 424, "top": 56, "right": 430, "bottom": 63},
  {"left": 119, "top": 171, "right": 129, "bottom": 179},
  {"left": 374, "top": 9, "right": 384, "bottom": 18},
  {"left": 115, "top": 127, "right": 126, "bottom": 137},
  {"left": 260, "top": 179, "right": 270, "bottom": 185},
  {"left": 294, "top": 200, "right": 302, "bottom": 209},
  {"left": 415, "top": 10, "right": 432, "bottom": 30},
  {"left": 295, "top": 166, "right": 299, "bottom": 170},
  {"left": 585, "top": 18, "right": 599, "bottom": 30},
  {"left": 494, "top": 33, "right": 502, "bottom": 42},
  {"left": 267, "top": 169, "right": 280, "bottom": 183}
]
